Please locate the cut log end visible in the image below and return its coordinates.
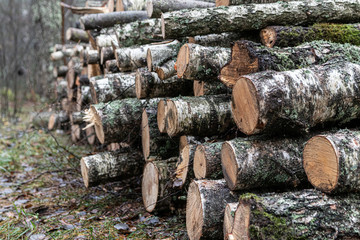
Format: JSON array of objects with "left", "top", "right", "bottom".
[
  {"left": 215, "top": 0, "right": 230, "bottom": 7},
  {"left": 71, "top": 124, "right": 81, "bottom": 143},
  {"left": 231, "top": 77, "right": 259, "bottom": 135},
  {"left": 186, "top": 181, "right": 204, "bottom": 240},
  {"left": 135, "top": 69, "right": 146, "bottom": 99},
  {"left": 260, "top": 27, "right": 277, "bottom": 48},
  {"left": 157, "top": 100, "right": 167, "bottom": 133},
  {"left": 231, "top": 201, "right": 251, "bottom": 240},
  {"left": 141, "top": 109, "right": 151, "bottom": 160},
  {"left": 224, "top": 203, "right": 238, "bottom": 240},
  {"left": 193, "top": 145, "right": 207, "bottom": 179},
  {"left": 165, "top": 100, "right": 178, "bottom": 137},
  {"left": 85, "top": 126, "right": 96, "bottom": 145},
  {"left": 161, "top": 14, "right": 166, "bottom": 39},
  {"left": 146, "top": 0, "right": 153, "bottom": 17},
  {"left": 87, "top": 106, "right": 105, "bottom": 144},
  {"left": 303, "top": 136, "right": 339, "bottom": 193},
  {"left": 175, "top": 145, "right": 191, "bottom": 187},
  {"left": 142, "top": 162, "right": 159, "bottom": 212},
  {"left": 48, "top": 113, "right": 57, "bottom": 130},
  {"left": 156, "top": 68, "right": 165, "bottom": 80},
  {"left": 193, "top": 80, "right": 204, "bottom": 97},
  {"left": 80, "top": 157, "right": 90, "bottom": 188},
  {"left": 146, "top": 48, "right": 152, "bottom": 71},
  {"left": 221, "top": 142, "right": 238, "bottom": 191},
  {"left": 89, "top": 81, "right": 99, "bottom": 104},
  {"left": 176, "top": 44, "right": 189, "bottom": 78}
]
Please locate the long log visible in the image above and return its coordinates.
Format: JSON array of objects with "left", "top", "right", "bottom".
[
  {"left": 80, "top": 11, "right": 148, "bottom": 30},
  {"left": 223, "top": 202, "right": 238, "bottom": 240},
  {"left": 216, "top": 0, "right": 285, "bottom": 7},
  {"left": 231, "top": 189, "right": 360, "bottom": 239},
  {"left": 105, "top": 59, "right": 119, "bottom": 73},
  {"left": 66, "top": 28, "right": 89, "bottom": 43},
  {"left": 186, "top": 179, "right": 238, "bottom": 240},
  {"left": 101, "top": 47, "right": 115, "bottom": 65},
  {"left": 115, "top": 40, "right": 179, "bottom": 71},
  {"left": 222, "top": 137, "right": 308, "bottom": 191},
  {"left": 142, "top": 158, "right": 178, "bottom": 212},
  {"left": 165, "top": 95, "right": 235, "bottom": 137},
  {"left": 220, "top": 40, "right": 360, "bottom": 88},
  {"left": 141, "top": 99, "right": 179, "bottom": 161},
  {"left": 176, "top": 44, "right": 231, "bottom": 80},
  {"left": 260, "top": 23, "right": 360, "bottom": 48},
  {"left": 48, "top": 111, "right": 69, "bottom": 130},
  {"left": 231, "top": 60, "right": 360, "bottom": 135},
  {"left": 81, "top": 150, "right": 142, "bottom": 188},
  {"left": 135, "top": 68, "right": 193, "bottom": 99},
  {"left": 155, "top": 59, "right": 176, "bottom": 80},
  {"left": 303, "top": 129, "right": 360, "bottom": 194},
  {"left": 146, "top": 0, "right": 215, "bottom": 18},
  {"left": 193, "top": 80, "right": 228, "bottom": 97},
  {"left": 90, "top": 73, "right": 136, "bottom": 104},
  {"left": 161, "top": 0, "right": 360, "bottom": 39},
  {"left": 193, "top": 141, "right": 223, "bottom": 179},
  {"left": 84, "top": 98, "right": 146, "bottom": 144},
  {"left": 188, "top": 32, "right": 259, "bottom": 48}
]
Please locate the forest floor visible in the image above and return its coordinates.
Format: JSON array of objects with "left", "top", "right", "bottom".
[{"left": 0, "top": 103, "right": 187, "bottom": 240}]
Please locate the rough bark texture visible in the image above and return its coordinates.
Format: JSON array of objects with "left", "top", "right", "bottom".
[
  {"left": 220, "top": 40, "right": 360, "bottom": 88},
  {"left": 48, "top": 111, "right": 69, "bottom": 130},
  {"left": 101, "top": 47, "right": 115, "bottom": 65},
  {"left": 177, "top": 44, "right": 231, "bottom": 81},
  {"left": 216, "top": 0, "right": 286, "bottom": 6},
  {"left": 186, "top": 179, "right": 239, "bottom": 240},
  {"left": 115, "top": 40, "right": 179, "bottom": 71},
  {"left": 147, "top": 41, "right": 180, "bottom": 71},
  {"left": 223, "top": 202, "right": 238, "bottom": 240},
  {"left": 231, "top": 60, "right": 360, "bottom": 135},
  {"left": 86, "top": 50, "right": 99, "bottom": 64},
  {"left": 70, "top": 111, "right": 84, "bottom": 124},
  {"left": 60, "top": 2, "right": 111, "bottom": 14},
  {"left": 194, "top": 141, "right": 223, "bottom": 179},
  {"left": 142, "top": 158, "right": 179, "bottom": 212},
  {"left": 232, "top": 189, "right": 360, "bottom": 240},
  {"left": 105, "top": 59, "right": 119, "bottom": 73},
  {"left": 155, "top": 59, "right": 176, "bottom": 80},
  {"left": 166, "top": 95, "right": 235, "bottom": 137},
  {"left": 222, "top": 137, "right": 308, "bottom": 191},
  {"left": 141, "top": 99, "right": 179, "bottom": 161},
  {"left": 303, "top": 129, "right": 360, "bottom": 194},
  {"left": 66, "top": 28, "right": 89, "bottom": 42},
  {"left": 147, "top": 0, "right": 215, "bottom": 18},
  {"left": 80, "top": 11, "right": 148, "bottom": 30},
  {"left": 188, "top": 31, "right": 260, "bottom": 47},
  {"left": 81, "top": 150, "right": 142, "bottom": 188},
  {"left": 135, "top": 68, "right": 193, "bottom": 99},
  {"left": 193, "top": 80, "right": 229, "bottom": 97},
  {"left": 117, "top": 0, "right": 147, "bottom": 11},
  {"left": 96, "top": 34, "right": 118, "bottom": 50},
  {"left": 261, "top": 23, "right": 360, "bottom": 48},
  {"left": 162, "top": 0, "right": 360, "bottom": 38},
  {"left": 90, "top": 73, "right": 136, "bottom": 104},
  {"left": 114, "top": 18, "right": 162, "bottom": 48}
]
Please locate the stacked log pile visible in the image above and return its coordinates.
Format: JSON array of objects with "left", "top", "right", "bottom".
[{"left": 40, "top": 0, "right": 360, "bottom": 239}]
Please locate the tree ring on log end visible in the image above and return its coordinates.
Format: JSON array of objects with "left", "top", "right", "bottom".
[
  {"left": 232, "top": 201, "right": 251, "bottom": 240},
  {"left": 142, "top": 110, "right": 151, "bottom": 160},
  {"left": 80, "top": 157, "right": 90, "bottom": 188},
  {"left": 194, "top": 145, "right": 207, "bottom": 179},
  {"left": 86, "top": 126, "right": 96, "bottom": 145},
  {"left": 215, "top": 0, "right": 230, "bottom": 7},
  {"left": 165, "top": 100, "right": 179, "bottom": 137},
  {"left": 221, "top": 142, "right": 238, "bottom": 190},
  {"left": 186, "top": 181, "right": 204, "bottom": 240},
  {"left": 157, "top": 100, "right": 167, "bottom": 133},
  {"left": 142, "top": 162, "right": 159, "bottom": 212},
  {"left": 260, "top": 27, "right": 277, "bottom": 48},
  {"left": 90, "top": 81, "right": 99, "bottom": 104},
  {"left": 176, "top": 44, "right": 190, "bottom": 78},
  {"left": 303, "top": 136, "right": 339, "bottom": 193},
  {"left": 90, "top": 106, "right": 105, "bottom": 144},
  {"left": 146, "top": 0, "right": 153, "bottom": 17},
  {"left": 147, "top": 48, "right": 153, "bottom": 71},
  {"left": 232, "top": 77, "right": 259, "bottom": 135},
  {"left": 48, "top": 113, "right": 57, "bottom": 130},
  {"left": 193, "top": 80, "right": 204, "bottom": 97},
  {"left": 135, "top": 70, "right": 146, "bottom": 99},
  {"left": 176, "top": 145, "right": 190, "bottom": 186}
]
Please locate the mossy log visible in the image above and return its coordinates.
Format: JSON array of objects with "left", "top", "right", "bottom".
[
  {"left": 304, "top": 129, "right": 360, "bottom": 194},
  {"left": 222, "top": 137, "right": 308, "bottom": 191},
  {"left": 216, "top": 0, "right": 285, "bottom": 7},
  {"left": 114, "top": 18, "right": 162, "bottom": 48},
  {"left": 48, "top": 111, "right": 69, "bottom": 130},
  {"left": 231, "top": 60, "right": 360, "bottom": 135},
  {"left": 223, "top": 202, "right": 238, "bottom": 240},
  {"left": 86, "top": 50, "right": 99, "bottom": 64},
  {"left": 146, "top": 0, "right": 215, "bottom": 18},
  {"left": 115, "top": 40, "right": 179, "bottom": 71},
  {"left": 188, "top": 32, "right": 260, "bottom": 47},
  {"left": 142, "top": 158, "right": 179, "bottom": 212},
  {"left": 177, "top": 44, "right": 231, "bottom": 81},
  {"left": 80, "top": 11, "right": 148, "bottom": 30},
  {"left": 162, "top": 0, "right": 360, "bottom": 39},
  {"left": 116, "top": 0, "right": 147, "bottom": 11},
  {"left": 220, "top": 40, "right": 360, "bottom": 88},
  {"left": 66, "top": 28, "right": 89, "bottom": 43},
  {"left": 173, "top": 143, "right": 196, "bottom": 189},
  {"left": 84, "top": 98, "right": 146, "bottom": 144},
  {"left": 90, "top": 73, "right": 136, "bottom": 104},
  {"left": 100, "top": 47, "right": 115, "bottom": 65},
  {"left": 141, "top": 98, "right": 179, "bottom": 161},
  {"left": 260, "top": 23, "right": 360, "bottom": 48},
  {"left": 67, "top": 57, "right": 82, "bottom": 89},
  {"left": 81, "top": 150, "right": 142, "bottom": 188},
  {"left": 193, "top": 80, "right": 229, "bottom": 97},
  {"left": 135, "top": 68, "right": 193, "bottom": 99},
  {"left": 105, "top": 59, "right": 119, "bottom": 73},
  {"left": 53, "top": 65, "right": 69, "bottom": 78},
  {"left": 194, "top": 141, "right": 223, "bottom": 179},
  {"left": 231, "top": 189, "right": 360, "bottom": 240},
  {"left": 146, "top": 41, "right": 180, "bottom": 71},
  {"left": 155, "top": 59, "right": 176, "bottom": 80},
  {"left": 186, "top": 179, "right": 239, "bottom": 240},
  {"left": 165, "top": 95, "right": 235, "bottom": 137}
]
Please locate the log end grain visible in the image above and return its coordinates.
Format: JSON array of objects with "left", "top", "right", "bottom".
[
  {"left": 186, "top": 181, "right": 204, "bottom": 240},
  {"left": 175, "top": 145, "right": 191, "bottom": 187},
  {"left": 231, "top": 201, "right": 251, "bottom": 240},
  {"left": 215, "top": 0, "right": 230, "bottom": 7},
  {"left": 142, "top": 162, "right": 159, "bottom": 212},
  {"left": 303, "top": 136, "right": 339, "bottom": 193},
  {"left": 176, "top": 44, "right": 190, "bottom": 78},
  {"left": 260, "top": 26, "right": 277, "bottom": 48},
  {"left": 165, "top": 100, "right": 179, "bottom": 137},
  {"left": 90, "top": 105, "right": 105, "bottom": 144},
  {"left": 223, "top": 203, "right": 238, "bottom": 240},
  {"left": 135, "top": 69, "right": 147, "bottom": 99},
  {"left": 71, "top": 124, "right": 81, "bottom": 143},
  {"left": 81, "top": 157, "right": 90, "bottom": 188},
  {"left": 193, "top": 80, "right": 204, "bottom": 97},
  {"left": 48, "top": 113, "right": 57, "bottom": 130},
  {"left": 157, "top": 99, "right": 167, "bottom": 133},
  {"left": 89, "top": 81, "right": 99, "bottom": 104},
  {"left": 141, "top": 109, "right": 151, "bottom": 160},
  {"left": 146, "top": 46, "right": 153, "bottom": 71},
  {"left": 231, "top": 77, "right": 260, "bottom": 135},
  {"left": 161, "top": 13, "right": 166, "bottom": 39},
  {"left": 221, "top": 142, "right": 239, "bottom": 191},
  {"left": 146, "top": 0, "right": 154, "bottom": 18},
  {"left": 85, "top": 126, "right": 96, "bottom": 145},
  {"left": 193, "top": 145, "right": 207, "bottom": 179}
]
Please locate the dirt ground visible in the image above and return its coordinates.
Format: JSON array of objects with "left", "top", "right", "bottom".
[{"left": 0, "top": 104, "right": 187, "bottom": 239}]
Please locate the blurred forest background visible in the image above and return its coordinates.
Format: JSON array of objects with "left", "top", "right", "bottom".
[{"left": 0, "top": 0, "right": 85, "bottom": 121}]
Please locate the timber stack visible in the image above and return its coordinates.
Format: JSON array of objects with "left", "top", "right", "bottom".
[{"left": 39, "top": 0, "right": 360, "bottom": 239}]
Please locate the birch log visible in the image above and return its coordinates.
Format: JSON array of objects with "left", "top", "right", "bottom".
[
  {"left": 81, "top": 150, "right": 142, "bottom": 188},
  {"left": 53, "top": 65, "right": 68, "bottom": 78},
  {"left": 105, "top": 59, "right": 119, "bottom": 73},
  {"left": 303, "top": 129, "right": 360, "bottom": 194},
  {"left": 66, "top": 28, "right": 89, "bottom": 42},
  {"left": 194, "top": 141, "right": 223, "bottom": 179},
  {"left": 231, "top": 60, "right": 360, "bottom": 135},
  {"left": 48, "top": 111, "right": 69, "bottom": 130},
  {"left": 155, "top": 59, "right": 176, "bottom": 80},
  {"left": 162, "top": 0, "right": 360, "bottom": 38},
  {"left": 223, "top": 203, "right": 238, "bottom": 240},
  {"left": 96, "top": 35, "right": 118, "bottom": 49},
  {"left": 86, "top": 50, "right": 99, "bottom": 64},
  {"left": 100, "top": 47, "right": 115, "bottom": 65},
  {"left": 147, "top": 41, "right": 179, "bottom": 71},
  {"left": 231, "top": 189, "right": 360, "bottom": 239},
  {"left": 186, "top": 179, "right": 238, "bottom": 240},
  {"left": 193, "top": 80, "right": 229, "bottom": 97}
]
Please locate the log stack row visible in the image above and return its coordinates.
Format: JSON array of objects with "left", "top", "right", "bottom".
[{"left": 41, "top": 0, "right": 360, "bottom": 239}]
